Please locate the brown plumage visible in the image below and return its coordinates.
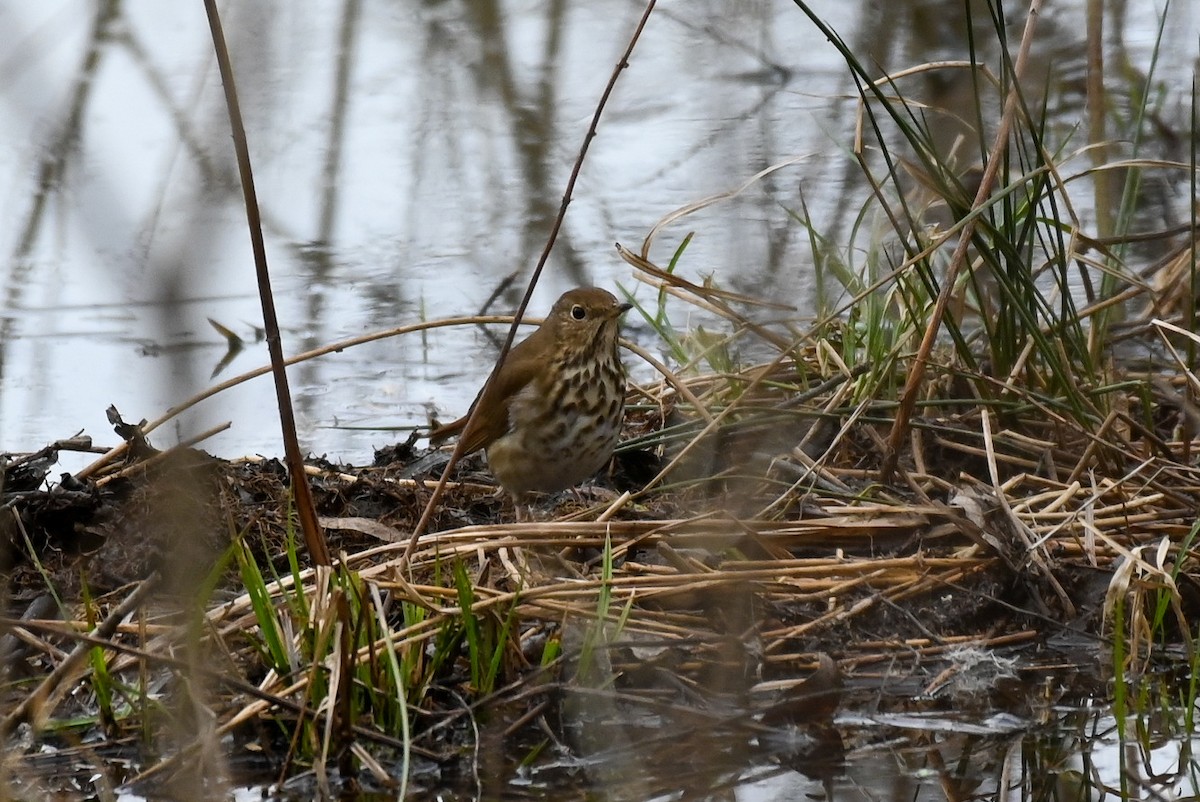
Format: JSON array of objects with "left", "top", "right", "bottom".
[{"left": 431, "top": 287, "right": 631, "bottom": 499}]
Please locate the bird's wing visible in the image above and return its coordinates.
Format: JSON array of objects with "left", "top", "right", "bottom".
[{"left": 435, "top": 330, "right": 546, "bottom": 455}]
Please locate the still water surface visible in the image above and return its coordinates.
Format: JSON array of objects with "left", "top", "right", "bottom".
[
  {"left": 5, "top": 0, "right": 1195, "bottom": 469},
  {"left": 3, "top": 0, "right": 836, "bottom": 466},
  {"left": 85, "top": 699, "right": 1195, "bottom": 800}
]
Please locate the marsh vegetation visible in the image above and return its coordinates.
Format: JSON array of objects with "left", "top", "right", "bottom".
[{"left": 3, "top": 1, "right": 1200, "bottom": 799}]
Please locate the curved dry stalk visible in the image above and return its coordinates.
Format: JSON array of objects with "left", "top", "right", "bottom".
[
  {"left": 619, "top": 247, "right": 796, "bottom": 351},
  {"left": 620, "top": 338, "right": 715, "bottom": 424},
  {"left": 76, "top": 314, "right": 521, "bottom": 480},
  {"left": 93, "top": 422, "right": 232, "bottom": 487},
  {"left": 636, "top": 155, "right": 812, "bottom": 262}
]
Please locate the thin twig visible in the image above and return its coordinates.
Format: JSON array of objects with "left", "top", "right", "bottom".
[
  {"left": 403, "top": 0, "right": 660, "bottom": 562},
  {"left": 75, "top": 314, "right": 516, "bottom": 480}
]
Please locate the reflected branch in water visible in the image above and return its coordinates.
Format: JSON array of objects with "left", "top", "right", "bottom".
[{"left": 2, "top": 0, "right": 121, "bottom": 382}]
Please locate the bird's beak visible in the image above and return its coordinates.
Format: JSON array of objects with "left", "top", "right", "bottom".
[{"left": 617, "top": 302, "right": 633, "bottom": 316}]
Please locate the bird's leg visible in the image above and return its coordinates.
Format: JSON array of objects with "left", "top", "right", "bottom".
[{"left": 511, "top": 492, "right": 537, "bottom": 523}]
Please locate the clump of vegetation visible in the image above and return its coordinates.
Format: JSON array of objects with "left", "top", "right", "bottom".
[{"left": 4, "top": 0, "right": 1200, "bottom": 798}]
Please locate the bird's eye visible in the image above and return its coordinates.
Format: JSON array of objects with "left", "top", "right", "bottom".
[{"left": 570, "top": 304, "right": 586, "bottom": 320}]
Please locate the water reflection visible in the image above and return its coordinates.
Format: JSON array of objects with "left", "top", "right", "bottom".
[
  {"left": 495, "top": 702, "right": 1196, "bottom": 802},
  {"left": 222, "top": 696, "right": 1193, "bottom": 801},
  {"left": 2, "top": 0, "right": 1197, "bottom": 465},
  {"left": 0, "top": 1, "right": 815, "bottom": 463}
]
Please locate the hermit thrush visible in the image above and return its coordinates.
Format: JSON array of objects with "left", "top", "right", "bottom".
[{"left": 431, "top": 287, "right": 631, "bottom": 501}]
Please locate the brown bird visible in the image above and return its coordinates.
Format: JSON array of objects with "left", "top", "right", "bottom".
[{"left": 431, "top": 287, "right": 632, "bottom": 502}]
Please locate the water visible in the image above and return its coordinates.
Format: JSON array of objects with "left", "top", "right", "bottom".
[
  {"left": 5, "top": 1, "right": 1192, "bottom": 469},
  {"left": 28, "top": 691, "right": 1200, "bottom": 800},
  {"left": 0, "top": 0, "right": 839, "bottom": 467}
]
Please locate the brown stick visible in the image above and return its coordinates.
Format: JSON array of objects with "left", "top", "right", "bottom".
[{"left": 202, "top": 0, "right": 329, "bottom": 565}]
